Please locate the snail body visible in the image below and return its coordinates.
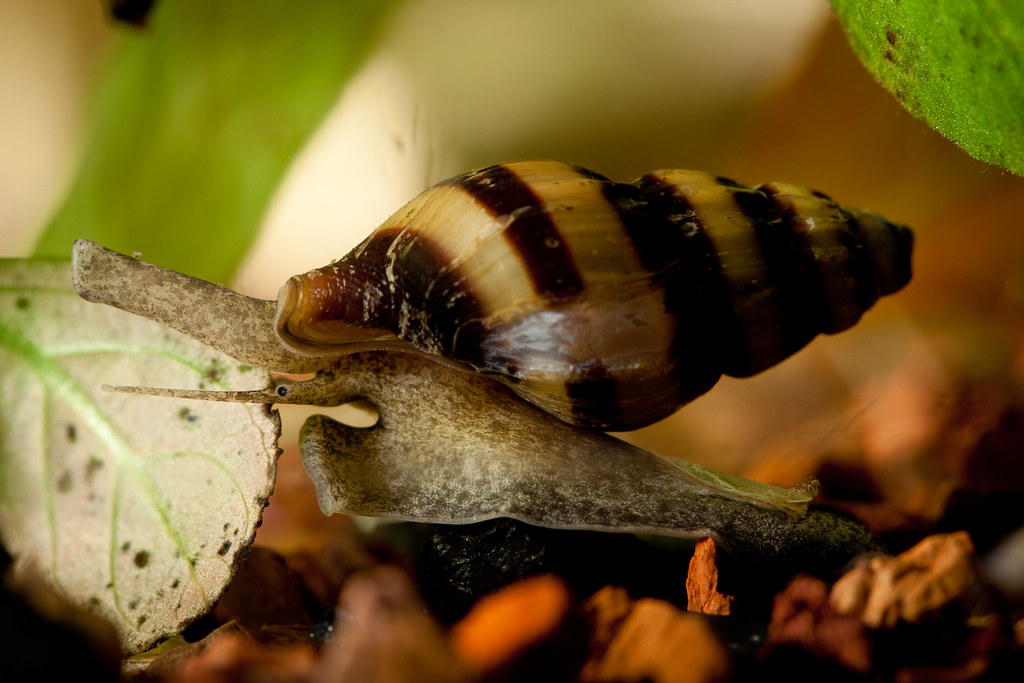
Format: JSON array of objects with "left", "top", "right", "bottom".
[{"left": 275, "top": 160, "right": 913, "bottom": 431}]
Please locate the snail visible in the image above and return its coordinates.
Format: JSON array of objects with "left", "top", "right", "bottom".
[
  {"left": 274, "top": 160, "right": 912, "bottom": 430},
  {"left": 73, "top": 160, "right": 913, "bottom": 431}
]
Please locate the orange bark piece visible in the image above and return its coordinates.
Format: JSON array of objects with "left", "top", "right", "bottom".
[
  {"left": 831, "top": 531, "right": 976, "bottom": 628},
  {"left": 449, "top": 574, "right": 571, "bottom": 676},
  {"left": 581, "top": 597, "right": 730, "bottom": 683},
  {"left": 686, "top": 537, "right": 734, "bottom": 615}
]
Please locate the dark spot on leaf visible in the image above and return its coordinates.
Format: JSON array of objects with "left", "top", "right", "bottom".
[
  {"left": 217, "top": 541, "right": 231, "bottom": 556},
  {"left": 223, "top": 523, "right": 230, "bottom": 532},
  {"left": 15, "top": 296, "right": 30, "bottom": 310},
  {"left": 66, "top": 424, "right": 78, "bottom": 443},
  {"left": 171, "top": 578, "right": 180, "bottom": 589},
  {"left": 134, "top": 550, "right": 150, "bottom": 568},
  {"left": 205, "top": 364, "right": 222, "bottom": 382},
  {"left": 233, "top": 527, "right": 239, "bottom": 536},
  {"left": 178, "top": 407, "right": 198, "bottom": 423},
  {"left": 885, "top": 28, "right": 896, "bottom": 46},
  {"left": 86, "top": 456, "right": 103, "bottom": 483},
  {"left": 138, "top": 615, "right": 148, "bottom": 627},
  {"left": 56, "top": 470, "right": 72, "bottom": 493},
  {"left": 121, "top": 542, "right": 131, "bottom": 553},
  {"left": 129, "top": 599, "right": 139, "bottom": 610},
  {"left": 884, "top": 50, "right": 893, "bottom": 62},
  {"left": 105, "top": 582, "right": 113, "bottom": 589},
  {"left": 89, "top": 596, "right": 101, "bottom": 606},
  {"left": 190, "top": 558, "right": 197, "bottom": 567}
]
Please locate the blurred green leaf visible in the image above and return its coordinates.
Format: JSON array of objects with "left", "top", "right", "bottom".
[
  {"left": 831, "top": 0, "right": 1024, "bottom": 176},
  {"left": 0, "top": 258, "right": 279, "bottom": 653},
  {"left": 36, "top": 0, "right": 396, "bottom": 283}
]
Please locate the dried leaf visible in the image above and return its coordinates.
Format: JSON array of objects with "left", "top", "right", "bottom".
[
  {"left": 0, "top": 259, "right": 279, "bottom": 653},
  {"left": 830, "top": 531, "right": 977, "bottom": 628},
  {"left": 315, "top": 566, "right": 468, "bottom": 683},
  {"left": 580, "top": 595, "right": 730, "bottom": 683},
  {"left": 764, "top": 575, "right": 872, "bottom": 673},
  {"left": 583, "top": 586, "right": 635, "bottom": 655},
  {"left": 210, "top": 547, "right": 314, "bottom": 634}
]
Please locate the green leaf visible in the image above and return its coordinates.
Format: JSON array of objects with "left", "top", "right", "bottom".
[
  {"left": 0, "top": 259, "right": 280, "bottom": 653},
  {"left": 830, "top": 0, "right": 1024, "bottom": 176},
  {"left": 34, "top": 0, "right": 396, "bottom": 283}
]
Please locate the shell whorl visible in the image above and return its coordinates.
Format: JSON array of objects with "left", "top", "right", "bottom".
[{"left": 276, "top": 160, "right": 913, "bottom": 430}]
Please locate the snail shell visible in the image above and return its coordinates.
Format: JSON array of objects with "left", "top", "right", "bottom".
[{"left": 276, "top": 160, "right": 913, "bottom": 430}]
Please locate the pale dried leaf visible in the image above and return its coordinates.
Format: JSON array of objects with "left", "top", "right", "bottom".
[
  {"left": 830, "top": 531, "right": 977, "bottom": 628},
  {"left": 0, "top": 259, "right": 279, "bottom": 653}
]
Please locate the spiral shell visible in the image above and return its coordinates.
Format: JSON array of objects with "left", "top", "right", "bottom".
[{"left": 276, "top": 160, "right": 913, "bottom": 430}]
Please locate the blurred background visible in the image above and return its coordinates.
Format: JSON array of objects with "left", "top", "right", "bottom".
[{"left": 3, "top": 0, "right": 1024, "bottom": 549}]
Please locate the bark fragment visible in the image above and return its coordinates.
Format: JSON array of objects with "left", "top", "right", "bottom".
[{"left": 686, "top": 537, "right": 735, "bottom": 616}]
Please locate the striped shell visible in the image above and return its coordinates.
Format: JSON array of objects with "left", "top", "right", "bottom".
[{"left": 276, "top": 160, "right": 913, "bottom": 430}]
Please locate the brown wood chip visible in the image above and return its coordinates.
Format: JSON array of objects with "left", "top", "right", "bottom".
[{"left": 686, "top": 537, "right": 735, "bottom": 615}]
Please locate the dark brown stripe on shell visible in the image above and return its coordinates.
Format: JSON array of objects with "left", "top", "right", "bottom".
[
  {"left": 837, "top": 210, "right": 884, "bottom": 321},
  {"left": 565, "top": 362, "right": 621, "bottom": 427},
  {"left": 758, "top": 185, "right": 846, "bottom": 336},
  {"left": 729, "top": 186, "right": 822, "bottom": 372},
  {"left": 601, "top": 179, "right": 684, "bottom": 274},
  {"left": 873, "top": 218, "right": 914, "bottom": 294},
  {"left": 459, "top": 164, "right": 584, "bottom": 296},
  {"left": 355, "top": 226, "right": 485, "bottom": 356},
  {"left": 633, "top": 173, "right": 726, "bottom": 403}
]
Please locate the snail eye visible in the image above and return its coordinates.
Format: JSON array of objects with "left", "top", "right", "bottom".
[{"left": 276, "top": 385, "right": 289, "bottom": 397}]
